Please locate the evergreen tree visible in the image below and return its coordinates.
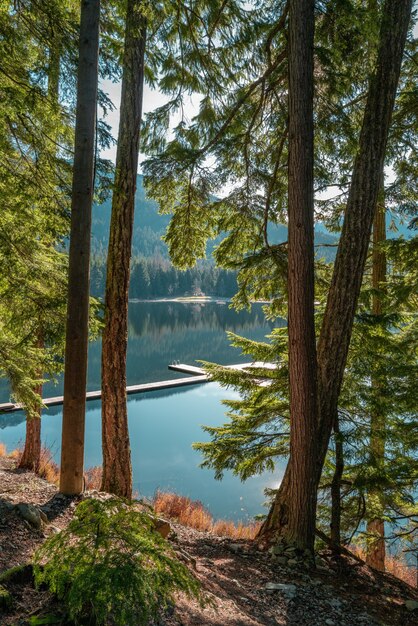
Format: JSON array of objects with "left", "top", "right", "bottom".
[
  {"left": 143, "top": 0, "right": 414, "bottom": 549},
  {"left": 0, "top": 0, "right": 74, "bottom": 469}
]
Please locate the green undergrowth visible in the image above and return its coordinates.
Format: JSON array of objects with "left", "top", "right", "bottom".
[{"left": 33, "top": 498, "right": 202, "bottom": 625}]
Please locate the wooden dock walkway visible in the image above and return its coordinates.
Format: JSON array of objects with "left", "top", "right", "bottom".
[
  {"left": 0, "top": 374, "right": 208, "bottom": 414},
  {"left": 168, "top": 361, "right": 276, "bottom": 376},
  {"left": 0, "top": 361, "right": 276, "bottom": 414}
]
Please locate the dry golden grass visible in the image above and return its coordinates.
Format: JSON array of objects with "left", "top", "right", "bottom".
[
  {"left": 352, "top": 546, "right": 416, "bottom": 587},
  {"left": 84, "top": 465, "right": 102, "bottom": 490},
  {"left": 8, "top": 447, "right": 22, "bottom": 460},
  {"left": 154, "top": 491, "right": 261, "bottom": 539},
  {"left": 38, "top": 447, "right": 60, "bottom": 485},
  {"left": 386, "top": 554, "right": 416, "bottom": 587},
  {"left": 212, "top": 519, "right": 260, "bottom": 540},
  {"left": 0, "top": 442, "right": 7, "bottom": 457}
]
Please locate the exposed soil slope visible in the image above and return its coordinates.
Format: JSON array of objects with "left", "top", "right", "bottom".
[{"left": 1, "top": 457, "right": 417, "bottom": 626}]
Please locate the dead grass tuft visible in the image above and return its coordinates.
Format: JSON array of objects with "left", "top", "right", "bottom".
[
  {"left": 153, "top": 491, "right": 261, "bottom": 539},
  {"left": 386, "top": 553, "right": 416, "bottom": 587},
  {"left": 212, "top": 519, "right": 260, "bottom": 540},
  {"left": 0, "top": 442, "right": 7, "bottom": 457},
  {"left": 84, "top": 465, "right": 102, "bottom": 490},
  {"left": 8, "top": 447, "right": 21, "bottom": 460},
  {"left": 352, "top": 546, "right": 416, "bottom": 587},
  {"left": 38, "top": 447, "right": 60, "bottom": 485}
]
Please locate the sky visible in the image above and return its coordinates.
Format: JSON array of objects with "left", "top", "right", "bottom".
[{"left": 100, "top": 80, "right": 198, "bottom": 167}]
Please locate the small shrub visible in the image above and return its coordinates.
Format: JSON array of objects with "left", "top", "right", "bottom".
[
  {"left": 33, "top": 498, "right": 201, "bottom": 626},
  {"left": 0, "top": 442, "right": 7, "bottom": 457}
]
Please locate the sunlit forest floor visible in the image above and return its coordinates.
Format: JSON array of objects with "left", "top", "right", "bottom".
[{"left": 1, "top": 452, "right": 418, "bottom": 625}]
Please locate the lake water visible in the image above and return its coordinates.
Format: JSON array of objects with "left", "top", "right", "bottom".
[{"left": 0, "top": 301, "right": 285, "bottom": 521}]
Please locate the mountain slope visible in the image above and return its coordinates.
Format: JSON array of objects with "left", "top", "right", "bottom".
[{"left": 92, "top": 175, "right": 341, "bottom": 260}]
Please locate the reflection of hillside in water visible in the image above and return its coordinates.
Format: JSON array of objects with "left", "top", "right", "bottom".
[
  {"left": 128, "top": 302, "right": 275, "bottom": 339},
  {"left": 124, "top": 302, "right": 283, "bottom": 384},
  {"left": 1, "top": 302, "right": 284, "bottom": 407}
]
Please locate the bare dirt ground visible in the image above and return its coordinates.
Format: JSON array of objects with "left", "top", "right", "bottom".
[{"left": 1, "top": 457, "right": 418, "bottom": 626}]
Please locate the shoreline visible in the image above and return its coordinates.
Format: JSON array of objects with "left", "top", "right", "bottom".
[{"left": 129, "top": 296, "right": 271, "bottom": 304}]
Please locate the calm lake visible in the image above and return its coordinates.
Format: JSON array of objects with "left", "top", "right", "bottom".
[{"left": 0, "top": 301, "right": 285, "bottom": 521}]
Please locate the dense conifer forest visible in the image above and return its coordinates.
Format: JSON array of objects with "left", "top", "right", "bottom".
[{"left": 0, "top": 0, "right": 417, "bottom": 624}]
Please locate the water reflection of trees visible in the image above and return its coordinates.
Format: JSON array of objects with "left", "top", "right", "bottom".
[
  {"left": 128, "top": 302, "right": 279, "bottom": 338},
  {"left": 0, "top": 303, "right": 284, "bottom": 408}
]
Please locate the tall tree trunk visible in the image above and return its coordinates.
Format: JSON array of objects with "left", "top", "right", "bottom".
[
  {"left": 366, "top": 194, "right": 386, "bottom": 571},
  {"left": 259, "top": 0, "right": 412, "bottom": 544},
  {"left": 257, "top": 0, "right": 317, "bottom": 550},
  {"left": 59, "top": 0, "right": 100, "bottom": 495},
  {"left": 101, "top": 0, "right": 146, "bottom": 498},
  {"left": 315, "top": 0, "right": 411, "bottom": 484},
  {"left": 284, "top": 0, "right": 317, "bottom": 551}
]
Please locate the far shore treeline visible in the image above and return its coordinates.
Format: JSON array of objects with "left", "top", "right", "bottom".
[{"left": 91, "top": 255, "right": 238, "bottom": 299}]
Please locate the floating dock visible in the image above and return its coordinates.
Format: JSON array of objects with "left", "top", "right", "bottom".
[
  {"left": 0, "top": 374, "right": 208, "bottom": 414},
  {"left": 0, "top": 361, "right": 276, "bottom": 414},
  {"left": 168, "top": 361, "right": 276, "bottom": 376}
]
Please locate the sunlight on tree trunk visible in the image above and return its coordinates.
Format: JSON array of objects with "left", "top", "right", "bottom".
[
  {"left": 60, "top": 0, "right": 100, "bottom": 495},
  {"left": 101, "top": 0, "right": 146, "bottom": 498},
  {"left": 19, "top": 383, "right": 42, "bottom": 472},
  {"left": 283, "top": 0, "right": 318, "bottom": 551},
  {"left": 259, "top": 0, "right": 413, "bottom": 547}
]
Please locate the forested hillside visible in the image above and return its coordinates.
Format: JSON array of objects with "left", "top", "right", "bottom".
[
  {"left": 90, "top": 175, "right": 340, "bottom": 297},
  {"left": 92, "top": 174, "right": 341, "bottom": 258}
]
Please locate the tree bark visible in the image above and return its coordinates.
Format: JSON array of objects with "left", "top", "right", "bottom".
[
  {"left": 19, "top": 383, "right": 42, "bottom": 472},
  {"left": 315, "top": 0, "right": 411, "bottom": 484},
  {"left": 59, "top": 0, "right": 100, "bottom": 495},
  {"left": 284, "top": 0, "right": 318, "bottom": 551},
  {"left": 101, "top": 0, "right": 146, "bottom": 498},
  {"left": 366, "top": 194, "right": 386, "bottom": 571},
  {"left": 313, "top": 0, "right": 406, "bottom": 531},
  {"left": 259, "top": 0, "right": 412, "bottom": 544}
]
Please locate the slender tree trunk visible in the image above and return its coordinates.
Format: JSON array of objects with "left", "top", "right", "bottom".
[
  {"left": 19, "top": 384, "right": 42, "bottom": 472},
  {"left": 366, "top": 194, "right": 386, "bottom": 571},
  {"left": 259, "top": 0, "right": 412, "bottom": 544},
  {"left": 101, "top": 0, "right": 146, "bottom": 498},
  {"left": 284, "top": 0, "right": 317, "bottom": 551},
  {"left": 257, "top": 0, "right": 317, "bottom": 550},
  {"left": 330, "top": 414, "right": 344, "bottom": 548},
  {"left": 315, "top": 0, "right": 411, "bottom": 487},
  {"left": 59, "top": 0, "right": 100, "bottom": 495}
]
